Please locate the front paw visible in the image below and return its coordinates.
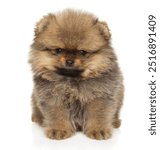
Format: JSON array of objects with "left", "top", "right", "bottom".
[
  {"left": 45, "top": 128, "right": 74, "bottom": 140},
  {"left": 84, "top": 128, "right": 112, "bottom": 140}
]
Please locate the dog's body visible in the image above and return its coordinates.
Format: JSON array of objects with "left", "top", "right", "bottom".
[{"left": 29, "top": 9, "right": 124, "bottom": 140}]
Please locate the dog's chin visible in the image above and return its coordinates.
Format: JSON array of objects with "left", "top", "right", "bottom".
[{"left": 55, "top": 68, "right": 84, "bottom": 77}]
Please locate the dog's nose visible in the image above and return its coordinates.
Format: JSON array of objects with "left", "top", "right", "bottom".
[{"left": 66, "top": 59, "right": 74, "bottom": 66}]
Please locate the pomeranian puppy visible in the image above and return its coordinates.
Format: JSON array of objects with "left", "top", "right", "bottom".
[{"left": 29, "top": 9, "right": 124, "bottom": 140}]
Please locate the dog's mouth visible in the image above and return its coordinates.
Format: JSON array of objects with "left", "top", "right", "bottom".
[{"left": 56, "top": 68, "right": 84, "bottom": 77}]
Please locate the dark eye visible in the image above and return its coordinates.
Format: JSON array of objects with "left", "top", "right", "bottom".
[
  {"left": 79, "top": 50, "right": 87, "bottom": 56},
  {"left": 56, "top": 48, "right": 63, "bottom": 54}
]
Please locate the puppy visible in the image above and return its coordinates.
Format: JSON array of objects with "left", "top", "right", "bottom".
[{"left": 29, "top": 9, "right": 124, "bottom": 140}]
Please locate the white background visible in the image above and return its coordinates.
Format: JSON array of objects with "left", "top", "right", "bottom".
[{"left": 0, "top": 0, "right": 159, "bottom": 150}]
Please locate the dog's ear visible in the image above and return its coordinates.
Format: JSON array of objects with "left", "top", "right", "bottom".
[
  {"left": 96, "top": 21, "right": 111, "bottom": 40},
  {"left": 34, "top": 14, "right": 55, "bottom": 36}
]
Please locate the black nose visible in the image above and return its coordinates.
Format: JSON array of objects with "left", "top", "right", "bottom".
[{"left": 66, "top": 59, "right": 74, "bottom": 66}]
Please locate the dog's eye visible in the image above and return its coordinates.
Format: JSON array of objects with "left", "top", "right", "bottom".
[
  {"left": 56, "top": 48, "right": 63, "bottom": 54},
  {"left": 79, "top": 50, "right": 87, "bottom": 56}
]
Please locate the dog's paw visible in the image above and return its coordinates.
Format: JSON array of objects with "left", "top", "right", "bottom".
[
  {"left": 85, "top": 128, "right": 112, "bottom": 140},
  {"left": 45, "top": 129, "right": 74, "bottom": 140}
]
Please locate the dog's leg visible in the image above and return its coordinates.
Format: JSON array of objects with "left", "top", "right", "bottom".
[{"left": 84, "top": 99, "right": 114, "bottom": 140}]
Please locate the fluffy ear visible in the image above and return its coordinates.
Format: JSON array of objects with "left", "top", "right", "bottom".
[
  {"left": 97, "top": 21, "right": 111, "bottom": 40},
  {"left": 34, "top": 14, "right": 55, "bottom": 36}
]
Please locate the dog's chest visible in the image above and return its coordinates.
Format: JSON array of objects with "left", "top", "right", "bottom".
[
  {"left": 65, "top": 97, "right": 85, "bottom": 131},
  {"left": 59, "top": 82, "right": 85, "bottom": 130},
  {"left": 51, "top": 80, "right": 83, "bottom": 102},
  {"left": 51, "top": 79, "right": 100, "bottom": 103}
]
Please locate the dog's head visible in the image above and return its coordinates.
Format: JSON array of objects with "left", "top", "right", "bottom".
[{"left": 29, "top": 9, "right": 116, "bottom": 80}]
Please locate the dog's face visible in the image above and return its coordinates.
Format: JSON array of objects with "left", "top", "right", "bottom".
[{"left": 30, "top": 10, "right": 115, "bottom": 80}]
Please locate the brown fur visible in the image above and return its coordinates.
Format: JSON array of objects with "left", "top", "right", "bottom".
[{"left": 29, "top": 9, "right": 124, "bottom": 140}]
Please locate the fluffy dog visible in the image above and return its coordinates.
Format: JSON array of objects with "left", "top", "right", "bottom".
[{"left": 29, "top": 9, "right": 124, "bottom": 140}]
